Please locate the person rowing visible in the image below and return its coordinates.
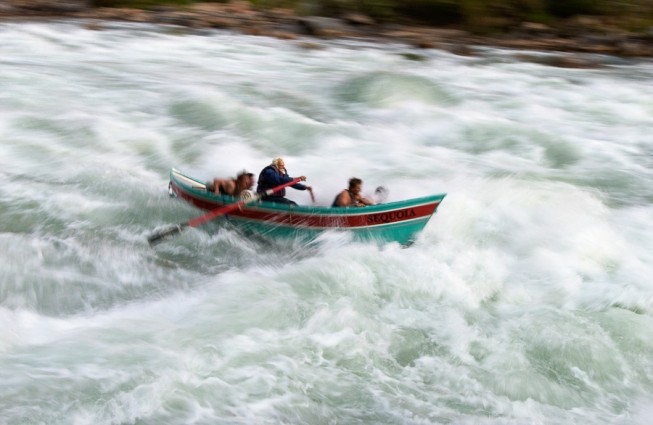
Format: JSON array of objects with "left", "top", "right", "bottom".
[
  {"left": 256, "top": 157, "right": 312, "bottom": 205},
  {"left": 332, "top": 177, "right": 375, "bottom": 207}
]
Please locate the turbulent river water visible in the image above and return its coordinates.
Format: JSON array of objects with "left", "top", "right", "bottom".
[{"left": 1, "top": 20, "right": 653, "bottom": 425}]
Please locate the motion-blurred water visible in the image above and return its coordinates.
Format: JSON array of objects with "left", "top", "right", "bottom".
[{"left": 1, "top": 20, "right": 652, "bottom": 425}]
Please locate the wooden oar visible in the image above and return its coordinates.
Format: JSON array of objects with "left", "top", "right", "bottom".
[{"left": 148, "top": 177, "right": 302, "bottom": 246}]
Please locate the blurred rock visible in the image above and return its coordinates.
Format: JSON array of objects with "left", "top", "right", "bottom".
[
  {"left": 204, "top": 16, "right": 240, "bottom": 29},
  {"left": 1, "top": 0, "right": 652, "bottom": 60},
  {"left": 297, "top": 16, "right": 351, "bottom": 37},
  {"left": 516, "top": 54, "right": 602, "bottom": 69},
  {"left": 617, "top": 41, "right": 653, "bottom": 57},
  {"left": 645, "top": 26, "right": 653, "bottom": 38},
  {"left": 400, "top": 52, "right": 428, "bottom": 61},
  {"left": 0, "top": 3, "right": 17, "bottom": 14},
  {"left": 447, "top": 44, "right": 475, "bottom": 56},
  {"left": 414, "top": 37, "right": 438, "bottom": 49},
  {"left": 8, "top": 0, "right": 87, "bottom": 14},
  {"left": 342, "top": 13, "right": 375, "bottom": 26},
  {"left": 89, "top": 7, "right": 149, "bottom": 23},
  {"left": 518, "top": 22, "right": 553, "bottom": 35},
  {"left": 84, "top": 21, "right": 103, "bottom": 30},
  {"left": 297, "top": 41, "right": 325, "bottom": 50},
  {"left": 572, "top": 15, "right": 604, "bottom": 29}
]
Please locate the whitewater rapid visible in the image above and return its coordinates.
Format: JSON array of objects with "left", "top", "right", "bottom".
[{"left": 1, "top": 20, "right": 652, "bottom": 424}]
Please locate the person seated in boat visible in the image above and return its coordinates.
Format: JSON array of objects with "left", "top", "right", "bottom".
[
  {"left": 208, "top": 177, "right": 236, "bottom": 196},
  {"left": 205, "top": 171, "right": 254, "bottom": 198},
  {"left": 234, "top": 171, "right": 255, "bottom": 198},
  {"left": 332, "top": 178, "right": 376, "bottom": 207},
  {"left": 256, "top": 157, "right": 312, "bottom": 205}
]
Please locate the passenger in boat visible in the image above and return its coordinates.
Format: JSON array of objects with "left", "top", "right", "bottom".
[
  {"left": 234, "top": 171, "right": 255, "bottom": 198},
  {"left": 332, "top": 178, "right": 376, "bottom": 207},
  {"left": 205, "top": 170, "right": 254, "bottom": 198},
  {"left": 256, "top": 157, "right": 312, "bottom": 205},
  {"left": 209, "top": 177, "right": 236, "bottom": 196}
]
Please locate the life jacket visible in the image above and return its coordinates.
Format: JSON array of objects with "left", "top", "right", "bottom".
[{"left": 257, "top": 165, "right": 286, "bottom": 197}]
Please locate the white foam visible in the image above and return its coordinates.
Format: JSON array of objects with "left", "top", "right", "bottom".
[{"left": 2, "top": 21, "right": 653, "bottom": 425}]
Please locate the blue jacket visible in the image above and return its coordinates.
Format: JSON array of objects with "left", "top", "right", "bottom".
[{"left": 256, "top": 165, "right": 306, "bottom": 197}]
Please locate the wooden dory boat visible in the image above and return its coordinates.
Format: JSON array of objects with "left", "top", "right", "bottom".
[{"left": 169, "top": 168, "right": 446, "bottom": 245}]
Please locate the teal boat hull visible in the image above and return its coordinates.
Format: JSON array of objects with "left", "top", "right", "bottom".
[{"left": 169, "top": 168, "right": 445, "bottom": 246}]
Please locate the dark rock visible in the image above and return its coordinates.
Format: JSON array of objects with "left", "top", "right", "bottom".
[
  {"left": 643, "top": 26, "right": 653, "bottom": 39},
  {"left": 204, "top": 16, "right": 240, "bottom": 29},
  {"left": 273, "top": 21, "right": 304, "bottom": 34},
  {"left": 448, "top": 44, "right": 475, "bottom": 56},
  {"left": 1, "top": 0, "right": 652, "bottom": 60},
  {"left": 580, "top": 33, "right": 626, "bottom": 47},
  {"left": 414, "top": 37, "right": 438, "bottom": 49},
  {"left": 297, "top": 16, "right": 351, "bottom": 37},
  {"left": 296, "top": 41, "right": 325, "bottom": 50},
  {"left": 9, "top": 0, "right": 88, "bottom": 14},
  {"left": 263, "top": 30, "right": 297, "bottom": 40},
  {"left": 617, "top": 41, "right": 653, "bottom": 57},
  {"left": 147, "top": 5, "right": 177, "bottom": 13},
  {"left": 0, "top": 3, "right": 17, "bottom": 14},
  {"left": 154, "top": 11, "right": 199, "bottom": 27},
  {"left": 342, "top": 13, "right": 375, "bottom": 26},
  {"left": 400, "top": 52, "right": 428, "bottom": 61},
  {"left": 517, "top": 54, "right": 602, "bottom": 69},
  {"left": 84, "top": 21, "right": 103, "bottom": 30},
  {"left": 518, "top": 22, "right": 553, "bottom": 35}
]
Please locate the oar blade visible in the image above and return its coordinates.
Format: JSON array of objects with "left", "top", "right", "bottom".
[{"left": 147, "top": 224, "right": 187, "bottom": 246}]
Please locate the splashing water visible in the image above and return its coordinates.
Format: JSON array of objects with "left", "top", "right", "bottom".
[{"left": 1, "top": 21, "right": 652, "bottom": 424}]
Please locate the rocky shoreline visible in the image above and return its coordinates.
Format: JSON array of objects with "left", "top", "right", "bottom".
[{"left": 2, "top": 0, "right": 653, "bottom": 67}]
